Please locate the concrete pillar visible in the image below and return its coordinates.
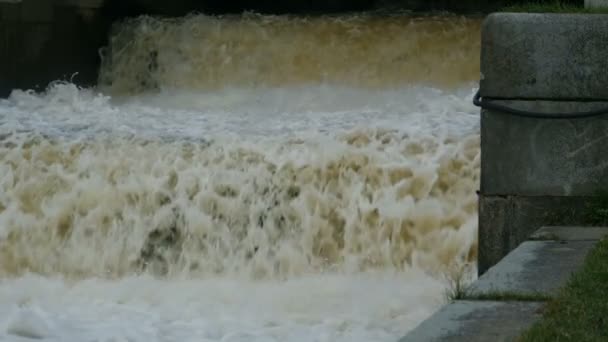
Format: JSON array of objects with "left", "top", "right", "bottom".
[
  {"left": 585, "top": 0, "right": 608, "bottom": 8},
  {"left": 478, "top": 13, "right": 608, "bottom": 274}
]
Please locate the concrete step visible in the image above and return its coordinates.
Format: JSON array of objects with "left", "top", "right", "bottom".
[
  {"left": 400, "top": 226, "right": 608, "bottom": 342},
  {"left": 399, "top": 300, "right": 544, "bottom": 342},
  {"left": 470, "top": 240, "right": 596, "bottom": 295}
]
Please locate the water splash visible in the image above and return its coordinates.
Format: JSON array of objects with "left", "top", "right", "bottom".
[
  {"left": 0, "top": 83, "right": 479, "bottom": 280},
  {"left": 99, "top": 13, "right": 481, "bottom": 95},
  {"left": 0, "top": 13, "right": 481, "bottom": 342}
]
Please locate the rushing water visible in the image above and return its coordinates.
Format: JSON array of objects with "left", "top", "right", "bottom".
[{"left": 0, "top": 13, "right": 481, "bottom": 342}]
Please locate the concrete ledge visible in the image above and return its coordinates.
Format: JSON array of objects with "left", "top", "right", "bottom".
[
  {"left": 472, "top": 240, "right": 595, "bottom": 295},
  {"left": 530, "top": 226, "right": 608, "bottom": 241},
  {"left": 399, "top": 301, "right": 544, "bottom": 342},
  {"left": 480, "top": 13, "right": 608, "bottom": 100}
]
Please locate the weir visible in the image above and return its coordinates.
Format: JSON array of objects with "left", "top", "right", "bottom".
[
  {"left": 0, "top": 7, "right": 483, "bottom": 340},
  {"left": 0, "top": 12, "right": 482, "bottom": 279}
]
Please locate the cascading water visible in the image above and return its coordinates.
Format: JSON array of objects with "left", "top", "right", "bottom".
[{"left": 0, "top": 12, "right": 481, "bottom": 342}]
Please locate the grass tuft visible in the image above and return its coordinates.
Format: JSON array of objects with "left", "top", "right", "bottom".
[{"left": 443, "top": 264, "right": 476, "bottom": 301}]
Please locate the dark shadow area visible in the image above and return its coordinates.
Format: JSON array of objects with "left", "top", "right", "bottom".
[{"left": 0, "top": 3, "right": 113, "bottom": 97}]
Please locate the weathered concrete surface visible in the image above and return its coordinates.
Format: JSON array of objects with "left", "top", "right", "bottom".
[
  {"left": 480, "top": 103, "right": 608, "bottom": 196},
  {"left": 478, "top": 195, "right": 602, "bottom": 274},
  {"left": 480, "top": 13, "right": 608, "bottom": 100},
  {"left": 530, "top": 226, "right": 608, "bottom": 241},
  {"left": 472, "top": 240, "right": 595, "bottom": 295},
  {"left": 478, "top": 110, "right": 608, "bottom": 272},
  {"left": 478, "top": 13, "right": 608, "bottom": 273},
  {"left": 400, "top": 300, "right": 544, "bottom": 342}
]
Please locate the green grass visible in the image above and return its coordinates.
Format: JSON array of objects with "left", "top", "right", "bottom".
[
  {"left": 519, "top": 238, "right": 608, "bottom": 341},
  {"left": 503, "top": 1, "right": 608, "bottom": 13}
]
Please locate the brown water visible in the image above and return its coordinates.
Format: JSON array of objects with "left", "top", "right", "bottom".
[
  {"left": 0, "top": 13, "right": 482, "bottom": 279},
  {"left": 99, "top": 13, "right": 481, "bottom": 94},
  {"left": 0, "top": 13, "right": 482, "bottom": 341}
]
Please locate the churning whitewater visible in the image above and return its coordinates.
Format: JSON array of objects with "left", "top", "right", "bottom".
[{"left": 0, "top": 13, "right": 481, "bottom": 342}]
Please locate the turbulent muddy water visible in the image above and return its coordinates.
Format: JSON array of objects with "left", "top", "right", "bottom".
[{"left": 0, "top": 13, "right": 481, "bottom": 342}]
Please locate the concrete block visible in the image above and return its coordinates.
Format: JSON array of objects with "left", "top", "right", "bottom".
[
  {"left": 480, "top": 13, "right": 608, "bottom": 100},
  {"left": 472, "top": 240, "right": 595, "bottom": 295},
  {"left": 530, "top": 226, "right": 608, "bottom": 241},
  {"left": 400, "top": 300, "right": 544, "bottom": 342},
  {"left": 478, "top": 195, "right": 601, "bottom": 274},
  {"left": 480, "top": 102, "right": 608, "bottom": 196},
  {"left": 479, "top": 15, "right": 608, "bottom": 274}
]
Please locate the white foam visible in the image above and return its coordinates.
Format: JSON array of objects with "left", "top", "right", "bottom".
[
  {"left": 5, "top": 306, "right": 55, "bottom": 340},
  {"left": 1, "top": 83, "right": 478, "bottom": 140},
  {"left": 0, "top": 83, "right": 479, "bottom": 277},
  {"left": 0, "top": 271, "right": 447, "bottom": 342}
]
